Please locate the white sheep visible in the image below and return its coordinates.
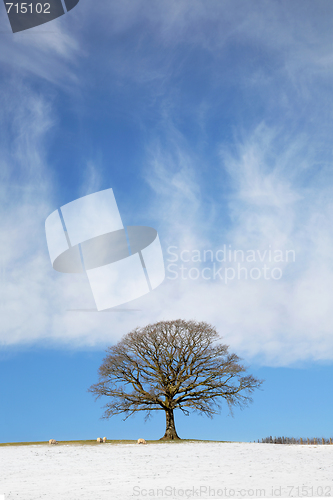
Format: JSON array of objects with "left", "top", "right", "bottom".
[
  {"left": 137, "top": 438, "right": 146, "bottom": 444},
  {"left": 49, "top": 439, "right": 57, "bottom": 445},
  {"left": 97, "top": 437, "right": 103, "bottom": 443},
  {"left": 103, "top": 437, "right": 107, "bottom": 443}
]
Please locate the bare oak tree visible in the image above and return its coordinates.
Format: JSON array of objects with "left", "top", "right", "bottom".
[{"left": 89, "top": 319, "right": 263, "bottom": 440}]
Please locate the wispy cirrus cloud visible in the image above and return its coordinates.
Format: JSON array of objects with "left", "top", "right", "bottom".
[
  {"left": 2, "top": 0, "right": 333, "bottom": 369},
  {"left": 137, "top": 119, "right": 333, "bottom": 366},
  {"left": 0, "top": 8, "right": 81, "bottom": 88}
]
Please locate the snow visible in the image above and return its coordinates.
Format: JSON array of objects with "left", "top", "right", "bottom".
[{"left": 0, "top": 442, "right": 332, "bottom": 499}]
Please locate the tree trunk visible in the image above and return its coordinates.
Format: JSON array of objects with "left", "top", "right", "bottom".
[{"left": 160, "top": 408, "right": 181, "bottom": 440}]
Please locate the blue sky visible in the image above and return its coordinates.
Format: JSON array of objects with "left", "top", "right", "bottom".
[{"left": 1, "top": 0, "right": 333, "bottom": 442}]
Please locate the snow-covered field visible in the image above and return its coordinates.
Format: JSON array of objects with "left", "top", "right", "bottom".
[{"left": 0, "top": 442, "right": 332, "bottom": 500}]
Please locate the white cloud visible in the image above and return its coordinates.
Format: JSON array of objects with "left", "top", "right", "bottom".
[
  {"left": 79, "top": 0, "right": 333, "bottom": 90},
  {"left": 2, "top": 85, "right": 333, "bottom": 367},
  {"left": 137, "top": 122, "right": 333, "bottom": 366},
  {"left": 78, "top": 161, "right": 104, "bottom": 199},
  {"left": 2, "top": 1, "right": 333, "bottom": 369},
  {"left": 0, "top": 12, "right": 80, "bottom": 88}
]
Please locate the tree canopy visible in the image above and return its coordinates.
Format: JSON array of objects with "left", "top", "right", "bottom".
[{"left": 89, "top": 319, "right": 263, "bottom": 439}]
